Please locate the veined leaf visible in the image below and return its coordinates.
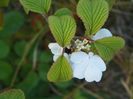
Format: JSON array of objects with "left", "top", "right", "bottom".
[
  {"left": 0, "top": 89, "right": 25, "bottom": 99},
  {"left": 20, "top": 0, "right": 51, "bottom": 14},
  {"left": 77, "top": 0, "right": 109, "bottom": 36},
  {"left": 106, "top": 0, "right": 116, "bottom": 10},
  {"left": 47, "top": 55, "right": 73, "bottom": 82},
  {"left": 23, "top": 7, "right": 30, "bottom": 14},
  {"left": 48, "top": 15, "right": 76, "bottom": 47},
  {"left": 55, "top": 8, "right": 72, "bottom": 17},
  {"left": 93, "top": 37, "right": 125, "bottom": 61}
]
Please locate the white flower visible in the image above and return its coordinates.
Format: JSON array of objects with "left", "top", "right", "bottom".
[
  {"left": 92, "top": 28, "right": 112, "bottom": 41},
  {"left": 70, "top": 51, "right": 106, "bottom": 82},
  {"left": 48, "top": 43, "right": 69, "bottom": 61}
]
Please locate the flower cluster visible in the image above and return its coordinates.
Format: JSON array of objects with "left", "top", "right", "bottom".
[
  {"left": 48, "top": 28, "right": 112, "bottom": 82},
  {"left": 74, "top": 39, "right": 91, "bottom": 51}
]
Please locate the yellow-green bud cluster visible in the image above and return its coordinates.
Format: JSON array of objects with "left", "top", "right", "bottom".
[{"left": 75, "top": 39, "right": 91, "bottom": 51}]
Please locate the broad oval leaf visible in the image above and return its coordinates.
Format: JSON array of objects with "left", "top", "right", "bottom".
[
  {"left": 77, "top": 0, "right": 109, "bottom": 36},
  {"left": 20, "top": 0, "right": 51, "bottom": 14},
  {"left": 48, "top": 15, "right": 76, "bottom": 47},
  {"left": 55, "top": 8, "right": 72, "bottom": 17},
  {"left": 0, "top": 89, "right": 25, "bottom": 99},
  {"left": 47, "top": 55, "right": 73, "bottom": 82},
  {"left": 92, "top": 37, "right": 125, "bottom": 61}
]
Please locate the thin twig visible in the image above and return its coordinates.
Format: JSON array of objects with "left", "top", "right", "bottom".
[
  {"left": 32, "top": 44, "right": 38, "bottom": 70},
  {"left": 81, "top": 87, "right": 104, "bottom": 99},
  {"left": 49, "top": 83, "right": 64, "bottom": 96},
  {"left": 10, "top": 28, "right": 45, "bottom": 87},
  {"left": 121, "top": 80, "right": 132, "bottom": 99}
]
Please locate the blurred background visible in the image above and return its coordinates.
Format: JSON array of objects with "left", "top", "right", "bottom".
[{"left": 0, "top": 0, "right": 133, "bottom": 99}]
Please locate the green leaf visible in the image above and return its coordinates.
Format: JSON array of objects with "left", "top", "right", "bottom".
[
  {"left": 39, "top": 63, "right": 50, "bottom": 81},
  {"left": 93, "top": 37, "right": 125, "bottom": 61},
  {"left": 55, "top": 8, "right": 72, "bottom": 17},
  {"left": 55, "top": 81, "right": 73, "bottom": 89},
  {"left": 0, "top": 0, "right": 10, "bottom": 7},
  {"left": 47, "top": 55, "right": 73, "bottom": 82},
  {"left": 14, "top": 40, "right": 27, "bottom": 57},
  {"left": 0, "top": 89, "right": 25, "bottom": 99},
  {"left": 20, "top": 0, "right": 51, "bottom": 14},
  {"left": 16, "top": 72, "right": 39, "bottom": 93},
  {"left": 0, "top": 40, "right": 10, "bottom": 59},
  {"left": 106, "top": 0, "right": 116, "bottom": 10},
  {"left": 77, "top": 0, "right": 109, "bottom": 36},
  {"left": 38, "top": 51, "right": 52, "bottom": 63},
  {"left": 23, "top": 7, "right": 30, "bottom": 14},
  {"left": 0, "top": 11, "right": 25, "bottom": 38},
  {"left": 0, "top": 61, "right": 12, "bottom": 83},
  {"left": 48, "top": 15, "right": 76, "bottom": 47}
]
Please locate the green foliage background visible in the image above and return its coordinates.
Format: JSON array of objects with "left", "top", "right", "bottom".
[{"left": 0, "top": 0, "right": 132, "bottom": 99}]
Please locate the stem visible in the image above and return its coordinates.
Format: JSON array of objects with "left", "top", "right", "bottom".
[
  {"left": 32, "top": 44, "right": 38, "bottom": 71},
  {"left": 121, "top": 80, "right": 133, "bottom": 99},
  {"left": 32, "top": 25, "right": 49, "bottom": 70},
  {"left": 10, "top": 28, "right": 45, "bottom": 87}
]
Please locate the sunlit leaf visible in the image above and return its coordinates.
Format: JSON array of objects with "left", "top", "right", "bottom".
[
  {"left": 20, "top": 0, "right": 51, "bottom": 14},
  {"left": 77, "top": 0, "right": 109, "bottom": 36},
  {"left": 93, "top": 37, "right": 125, "bottom": 61},
  {"left": 47, "top": 55, "right": 73, "bottom": 82},
  {"left": 55, "top": 8, "right": 72, "bottom": 17},
  {"left": 48, "top": 15, "right": 76, "bottom": 47},
  {"left": 0, "top": 89, "right": 25, "bottom": 99}
]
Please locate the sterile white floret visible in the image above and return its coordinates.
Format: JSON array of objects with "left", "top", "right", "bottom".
[
  {"left": 70, "top": 51, "right": 106, "bottom": 82},
  {"left": 48, "top": 43, "right": 69, "bottom": 61},
  {"left": 92, "top": 28, "right": 112, "bottom": 40}
]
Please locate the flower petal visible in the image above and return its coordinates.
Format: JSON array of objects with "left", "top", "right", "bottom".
[
  {"left": 53, "top": 53, "right": 69, "bottom": 62},
  {"left": 85, "top": 65, "right": 103, "bottom": 82},
  {"left": 70, "top": 51, "right": 89, "bottom": 64},
  {"left": 84, "top": 52, "right": 106, "bottom": 82},
  {"left": 48, "top": 43, "right": 63, "bottom": 55},
  {"left": 72, "top": 63, "right": 88, "bottom": 79},
  {"left": 53, "top": 55, "right": 60, "bottom": 62},
  {"left": 88, "top": 52, "right": 106, "bottom": 71},
  {"left": 92, "top": 28, "right": 112, "bottom": 40}
]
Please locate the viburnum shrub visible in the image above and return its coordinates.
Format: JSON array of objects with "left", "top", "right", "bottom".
[{"left": 20, "top": 0, "right": 125, "bottom": 82}]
